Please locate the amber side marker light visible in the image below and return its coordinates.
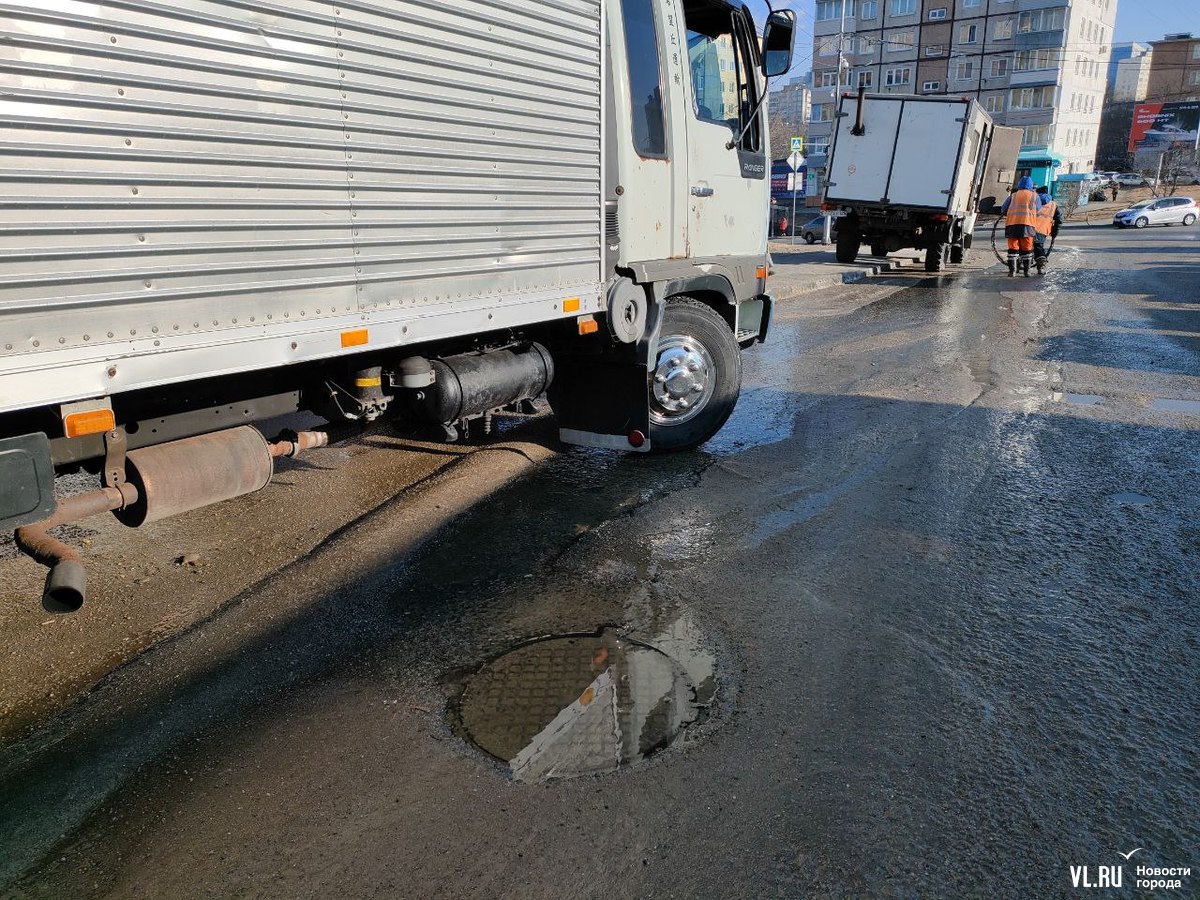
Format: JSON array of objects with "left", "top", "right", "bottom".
[
  {"left": 563, "top": 297, "right": 581, "bottom": 313},
  {"left": 340, "top": 329, "right": 369, "bottom": 348},
  {"left": 64, "top": 408, "right": 116, "bottom": 438}
]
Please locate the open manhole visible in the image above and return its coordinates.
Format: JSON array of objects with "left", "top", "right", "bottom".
[{"left": 455, "top": 628, "right": 704, "bottom": 782}]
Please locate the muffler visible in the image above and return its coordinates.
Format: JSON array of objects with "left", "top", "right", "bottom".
[
  {"left": 114, "top": 425, "right": 273, "bottom": 527},
  {"left": 16, "top": 425, "right": 327, "bottom": 612}
]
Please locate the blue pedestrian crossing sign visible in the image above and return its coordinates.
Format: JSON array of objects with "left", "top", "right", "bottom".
[{"left": 790, "top": 137, "right": 804, "bottom": 153}]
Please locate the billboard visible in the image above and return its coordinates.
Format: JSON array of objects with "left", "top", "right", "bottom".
[{"left": 1127, "top": 101, "right": 1200, "bottom": 153}]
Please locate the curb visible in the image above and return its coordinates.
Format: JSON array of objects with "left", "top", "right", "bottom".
[{"left": 770, "top": 254, "right": 920, "bottom": 300}]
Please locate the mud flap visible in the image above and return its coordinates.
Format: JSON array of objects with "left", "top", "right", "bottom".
[
  {"left": 550, "top": 287, "right": 664, "bottom": 452},
  {"left": 0, "top": 432, "right": 56, "bottom": 530}
]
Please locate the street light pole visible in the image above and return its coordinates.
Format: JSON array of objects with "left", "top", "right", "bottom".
[{"left": 825, "top": 0, "right": 847, "bottom": 247}]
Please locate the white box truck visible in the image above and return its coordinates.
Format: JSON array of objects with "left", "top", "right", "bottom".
[
  {"left": 823, "top": 92, "right": 1021, "bottom": 272},
  {"left": 0, "top": 0, "right": 796, "bottom": 611}
]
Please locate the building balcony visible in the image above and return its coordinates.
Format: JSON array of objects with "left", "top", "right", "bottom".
[{"left": 1009, "top": 68, "right": 1059, "bottom": 87}]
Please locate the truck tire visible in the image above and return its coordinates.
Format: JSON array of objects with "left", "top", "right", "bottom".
[
  {"left": 925, "top": 243, "right": 945, "bottom": 272},
  {"left": 963, "top": 233, "right": 973, "bottom": 250},
  {"left": 835, "top": 231, "right": 860, "bottom": 264},
  {"left": 950, "top": 244, "right": 965, "bottom": 264},
  {"left": 648, "top": 297, "right": 741, "bottom": 453},
  {"left": 870, "top": 244, "right": 886, "bottom": 257}
]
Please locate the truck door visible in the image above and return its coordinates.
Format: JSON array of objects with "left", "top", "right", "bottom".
[{"left": 679, "top": 0, "right": 767, "bottom": 259}]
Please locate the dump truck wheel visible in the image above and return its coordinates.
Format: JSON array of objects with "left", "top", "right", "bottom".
[
  {"left": 950, "top": 245, "right": 965, "bottom": 264},
  {"left": 925, "top": 243, "right": 945, "bottom": 272},
  {"left": 835, "top": 232, "right": 859, "bottom": 264},
  {"left": 647, "top": 298, "right": 741, "bottom": 453}
]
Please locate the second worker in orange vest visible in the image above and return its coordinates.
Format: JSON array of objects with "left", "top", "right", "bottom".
[
  {"left": 1001, "top": 176, "right": 1043, "bottom": 277},
  {"left": 1033, "top": 185, "right": 1062, "bottom": 266}
]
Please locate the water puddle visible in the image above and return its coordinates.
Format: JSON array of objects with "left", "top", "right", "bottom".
[
  {"left": 1150, "top": 398, "right": 1200, "bottom": 415},
  {"left": 1052, "top": 392, "right": 1105, "bottom": 406},
  {"left": 455, "top": 628, "right": 706, "bottom": 782}
]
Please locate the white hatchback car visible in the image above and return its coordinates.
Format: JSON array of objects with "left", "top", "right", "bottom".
[{"left": 1113, "top": 196, "right": 1198, "bottom": 228}]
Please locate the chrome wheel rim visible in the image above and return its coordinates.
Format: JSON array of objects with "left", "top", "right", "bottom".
[{"left": 649, "top": 334, "right": 715, "bottom": 426}]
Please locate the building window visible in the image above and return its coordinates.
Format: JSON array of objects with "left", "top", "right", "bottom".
[
  {"left": 955, "top": 62, "right": 974, "bottom": 80},
  {"left": 1022, "top": 125, "right": 1050, "bottom": 146},
  {"left": 815, "top": 1, "right": 856, "bottom": 22},
  {"left": 860, "top": 0, "right": 878, "bottom": 18},
  {"left": 922, "top": 80, "right": 941, "bottom": 92},
  {"left": 1192, "top": 43, "right": 1200, "bottom": 60},
  {"left": 820, "top": 70, "right": 839, "bottom": 87},
  {"left": 994, "top": 19, "right": 1013, "bottom": 40},
  {"left": 964, "top": 0, "right": 981, "bottom": 6},
  {"left": 1017, "top": 9, "right": 1063, "bottom": 34},
  {"left": 985, "top": 95, "right": 1004, "bottom": 113},
  {"left": 1010, "top": 86, "right": 1055, "bottom": 109},
  {"left": 620, "top": 0, "right": 667, "bottom": 158},
  {"left": 812, "top": 103, "right": 833, "bottom": 122},
  {"left": 1189, "top": 71, "right": 1200, "bottom": 86},
  {"left": 890, "top": 0, "right": 915, "bottom": 16},
  {"left": 990, "top": 58, "right": 1009, "bottom": 77},
  {"left": 958, "top": 24, "right": 978, "bottom": 43},
  {"left": 817, "top": 36, "right": 838, "bottom": 57},
  {"left": 1014, "top": 49, "right": 1058, "bottom": 71},
  {"left": 928, "top": 8, "right": 947, "bottom": 20},
  {"left": 888, "top": 30, "right": 915, "bottom": 51},
  {"left": 925, "top": 44, "right": 944, "bottom": 56},
  {"left": 857, "top": 35, "right": 878, "bottom": 54},
  {"left": 856, "top": 70, "right": 874, "bottom": 88},
  {"left": 885, "top": 66, "right": 912, "bottom": 86}
]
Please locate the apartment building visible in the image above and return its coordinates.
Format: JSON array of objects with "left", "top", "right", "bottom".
[
  {"left": 1146, "top": 33, "right": 1200, "bottom": 102},
  {"left": 1107, "top": 41, "right": 1152, "bottom": 102},
  {"left": 806, "top": 0, "right": 1116, "bottom": 192},
  {"left": 770, "top": 77, "right": 813, "bottom": 136}
]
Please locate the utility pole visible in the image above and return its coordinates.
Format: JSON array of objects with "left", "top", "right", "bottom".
[{"left": 825, "top": 0, "right": 847, "bottom": 247}]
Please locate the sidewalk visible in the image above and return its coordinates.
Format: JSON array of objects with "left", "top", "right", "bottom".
[{"left": 767, "top": 239, "right": 924, "bottom": 300}]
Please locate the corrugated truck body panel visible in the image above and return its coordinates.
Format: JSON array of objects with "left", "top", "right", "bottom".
[{"left": 0, "top": 0, "right": 604, "bottom": 413}]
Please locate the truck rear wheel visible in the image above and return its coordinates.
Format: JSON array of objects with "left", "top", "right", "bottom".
[
  {"left": 835, "top": 231, "right": 860, "bottom": 264},
  {"left": 925, "top": 243, "right": 946, "bottom": 272},
  {"left": 950, "top": 245, "right": 965, "bottom": 264},
  {"left": 648, "top": 297, "right": 741, "bottom": 452}
]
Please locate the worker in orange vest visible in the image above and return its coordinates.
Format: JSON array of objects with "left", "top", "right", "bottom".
[
  {"left": 1032, "top": 185, "right": 1062, "bottom": 274},
  {"left": 1000, "top": 176, "right": 1043, "bottom": 277}
]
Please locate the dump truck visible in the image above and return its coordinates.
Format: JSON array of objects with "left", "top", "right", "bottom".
[
  {"left": 822, "top": 91, "right": 1021, "bottom": 272},
  {"left": 0, "top": 0, "right": 796, "bottom": 611}
]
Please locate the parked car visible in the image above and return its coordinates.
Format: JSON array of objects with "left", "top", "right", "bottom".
[
  {"left": 800, "top": 214, "right": 839, "bottom": 244},
  {"left": 1115, "top": 173, "right": 1152, "bottom": 187},
  {"left": 1112, "top": 196, "right": 1198, "bottom": 228}
]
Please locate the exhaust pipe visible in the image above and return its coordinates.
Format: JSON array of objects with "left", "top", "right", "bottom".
[
  {"left": 15, "top": 425, "right": 329, "bottom": 611},
  {"left": 15, "top": 483, "right": 139, "bottom": 613}
]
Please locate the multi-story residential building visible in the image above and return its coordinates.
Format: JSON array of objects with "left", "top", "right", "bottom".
[
  {"left": 770, "top": 77, "right": 812, "bottom": 137},
  {"left": 806, "top": 0, "right": 1116, "bottom": 194},
  {"left": 1106, "top": 42, "right": 1151, "bottom": 102},
  {"left": 1146, "top": 33, "right": 1200, "bottom": 102}
]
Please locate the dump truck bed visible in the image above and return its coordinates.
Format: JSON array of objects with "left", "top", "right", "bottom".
[{"left": 0, "top": 0, "right": 603, "bottom": 414}]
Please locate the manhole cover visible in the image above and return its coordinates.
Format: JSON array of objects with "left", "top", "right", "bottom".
[{"left": 456, "top": 628, "right": 702, "bottom": 782}]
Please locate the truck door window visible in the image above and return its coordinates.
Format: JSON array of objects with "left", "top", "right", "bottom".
[
  {"left": 683, "top": 1, "right": 762, "bottom": 152},
  {"left": 620, "top": 0, "right": 668, "bottom": 158}
]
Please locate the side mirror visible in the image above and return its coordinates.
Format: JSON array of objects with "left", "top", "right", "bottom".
[{"left": 761, "top": 10, "right": 795, "bottom": 79}]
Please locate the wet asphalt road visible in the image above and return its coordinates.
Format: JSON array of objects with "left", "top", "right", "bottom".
[{"left": 3, "top": 224, "right": 1199, "bottom": 898}]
